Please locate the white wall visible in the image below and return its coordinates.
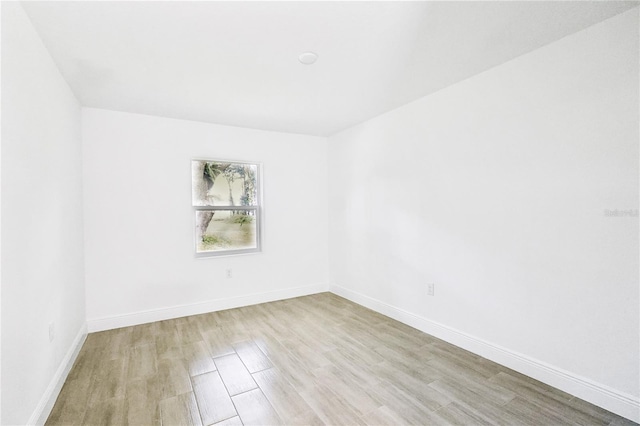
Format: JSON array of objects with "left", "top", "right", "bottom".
[
  {"left": 82, "top": 108, "right": 328, "bottom": 329},
  {"left": 1, "top": 3, "right": 86, "bottom": 425},
  {"left": 328, "top": 8, "right": 639, "bottom": 420}
]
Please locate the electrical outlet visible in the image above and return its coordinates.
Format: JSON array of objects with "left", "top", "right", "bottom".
[
  {"left": 49, "top": 322, "right": 55, "bottom": 342},
  {"left": 427, "top": 283, "right": 435, "bottom": 296},
  {"left": 226, "top": 268, "right": 232, "bottom": 279}
]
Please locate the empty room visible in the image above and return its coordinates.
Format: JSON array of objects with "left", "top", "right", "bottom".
[{"left": 1, "top": 1, "right": 639, "bottom": 425}]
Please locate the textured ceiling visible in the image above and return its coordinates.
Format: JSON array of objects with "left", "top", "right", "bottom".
[{"left": 21, "top": 1, "right": 639, "bottom": 136}]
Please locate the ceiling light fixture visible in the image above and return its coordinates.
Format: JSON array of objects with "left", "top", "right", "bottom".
[{"left": 298, "top": 51, "right": 318, "bottom": 65}]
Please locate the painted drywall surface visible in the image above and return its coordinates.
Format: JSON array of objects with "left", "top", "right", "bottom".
[
  {"left": 1, "top": 3, "right": 86, "bottom": 424},
  {"left": 82, "top": 108, "right": 328, "bottom": 322},
  {"left": 328, "top": 8, "right": 639, "bottom": 398}
]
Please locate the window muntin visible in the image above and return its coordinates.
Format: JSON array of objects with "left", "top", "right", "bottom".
[{"left": 192, "top": 160, "right": 261, "bottom": 256}]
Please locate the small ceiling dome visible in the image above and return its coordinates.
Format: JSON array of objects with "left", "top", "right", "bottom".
[{"left": 298, "top": 52, "right": 318, "bottom": 65}]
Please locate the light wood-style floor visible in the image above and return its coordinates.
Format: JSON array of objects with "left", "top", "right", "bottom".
[{"left": 47, "top": 293, "right": 636, "bottom": 426}]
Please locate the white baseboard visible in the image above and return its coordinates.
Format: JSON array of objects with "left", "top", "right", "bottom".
[
  {"left": 87, "top": 282, "right": 328, "bottom": 332},
  {"left": 28, "top": 324, "right": 88, "bottom": 426},
  {"left": 330, "top": 284, "right": 640, "bottom": 423}
]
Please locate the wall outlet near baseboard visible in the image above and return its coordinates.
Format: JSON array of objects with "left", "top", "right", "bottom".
[
  {"left": 226, "top": 268, "right": 233, "bottom": 279},
  {"left": 427, "top": 283, "right": 435, "bottom": 296}
]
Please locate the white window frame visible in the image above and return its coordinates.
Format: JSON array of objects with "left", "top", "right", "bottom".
[{"left": 192, "top": 158, "right": 262, "bottom": 258}]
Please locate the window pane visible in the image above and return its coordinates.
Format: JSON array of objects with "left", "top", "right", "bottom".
[
  {"left": 195, "top": 210, "right": 257, "bottom": 253},
  {"left": 192, "top": 160, "right": 258, "bottom": 207}
]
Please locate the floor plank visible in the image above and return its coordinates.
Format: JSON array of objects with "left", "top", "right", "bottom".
[
  {"left": 192, "top": 371, "right": 237, "bottom": 425},
  {"left": 233, "top": 340, "right": 273, "bottom": 373},
  {"left": 232, "top": 388, "right": 282, "bottom": 426},
  {"left": 252, "top": 368, "right": 321, "bottom": 424},
  {"left": 159, "top": 392, "right": 202, "bottom": 426},
  {"left": 214, "top": 353, "right": 258, "bottom": 396},
  {"left": 123, "top": 378, "right": 161, "bottom": 426},
  {"left": 127, "top": 343, "right": 157, "bottom": 381},
  {"left": 183, "top": 340, "right": 217, "bottom": 377},
  {"left": 81, "top": 397, "right": 125, "bottom": 426},
  {"left": 155, "top": 358, "right": 192, "bottom": 399}
]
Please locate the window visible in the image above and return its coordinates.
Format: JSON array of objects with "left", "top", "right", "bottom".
[{"left": 192, "top": 159, "right": 261, "bottom": 256}]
